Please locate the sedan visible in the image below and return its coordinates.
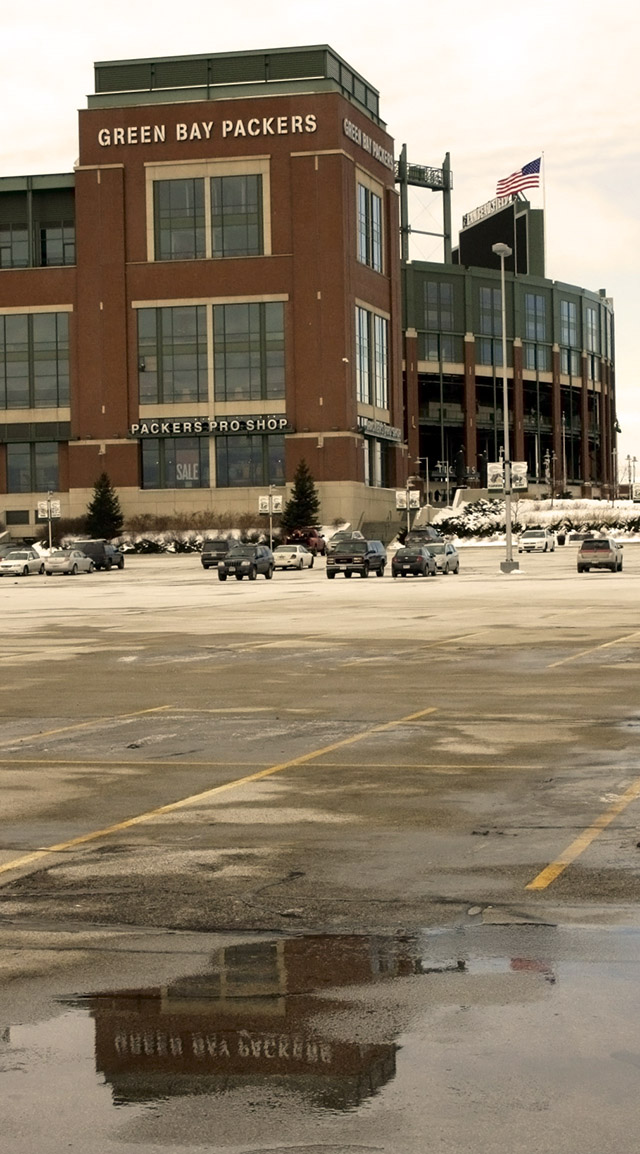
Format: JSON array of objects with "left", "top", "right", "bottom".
[
  {"left": 391, "top": 545, "right": 437, "bottom": 578},
  {"left": 273, "top": 544, "right": 314, "bottom": 570},
  {"left": 44, "top": 548, "right": 95, "bottom": 575},
  {"left": 425, "top": 541, "right": 460, "bottom": 574},
  {"left": 0, "top": 549, "right": 45, "bottom": 576}
]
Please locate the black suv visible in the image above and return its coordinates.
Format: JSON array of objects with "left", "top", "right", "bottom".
[
  {"left": 218, "top": 544, "right": 274, "bottom": 581},
  {"left": 326, "top": 539, "right": 386, "bottom": 578},
  {"left": 201, "top": 538, "right": 235, "bottom": 569},
  {"left": 72, "top": 540, "right": 125, "bottom": 570}
]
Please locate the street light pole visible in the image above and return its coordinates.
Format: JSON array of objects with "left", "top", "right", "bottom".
[{"left": 492, "top": 242, "right": 519, "bottom": 573}]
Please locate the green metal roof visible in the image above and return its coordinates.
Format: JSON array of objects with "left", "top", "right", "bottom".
[{"left": 90, "top": 45, "right": 384, "bottom": 127}]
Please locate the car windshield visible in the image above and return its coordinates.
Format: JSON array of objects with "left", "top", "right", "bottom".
[
  {"left": 582, "top": 540, "right": 612, "bottom": 550},
  {"left": 427, "top": 544, "right": 445, "bottom": 554},
  {"left": 232, "top": 546, "right": 256, "bottom": 558},
  {"left": 344, "top": 541, "right": 367, "bottom": 554},
  {"left": 51, "top": 550, "right": 70, "bottom": 557},
  {"left": 523, "top": 531, "right": 544, "bottom": 537},
  {"left": 6, "top": 552, "right": 29, "bottom": 559}
]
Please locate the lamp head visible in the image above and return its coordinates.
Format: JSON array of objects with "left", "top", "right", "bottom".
[{"left": 492, "top": 242, "right": 512, "bottom": 259}]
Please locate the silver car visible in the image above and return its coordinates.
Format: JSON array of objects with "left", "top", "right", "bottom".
[
  {"left": 44, "top": 548, "right": 95, "bottom": 576},
  {"left": 426, "top": 541, "right": 460, "bottom": 574},
  {"left": 0, "top": 549, "right": 44, "bottom": 576}
]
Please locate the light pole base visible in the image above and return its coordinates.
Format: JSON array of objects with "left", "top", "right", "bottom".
[{"left": 500, "top": 560, "right": 520, "bottom": 574}]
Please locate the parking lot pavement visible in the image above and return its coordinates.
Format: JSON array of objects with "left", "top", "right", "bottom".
[{"left": 0, "top": 542, "right": 639, "bottom": 934}]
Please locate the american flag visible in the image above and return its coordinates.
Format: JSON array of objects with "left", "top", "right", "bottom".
[{"left": 496, "top": 157, "right": 541, "bottom": 197}]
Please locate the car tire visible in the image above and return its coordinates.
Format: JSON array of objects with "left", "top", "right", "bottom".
[
  {"left": 453, "top": 564, "right": 460, "bottom": 574},
  {"left": 327, "top": 571, "right": 335, "bottom": 578},
  {"left": 105, "top": 559, "right": 112, "bottom": 571},
  {"left": 88, "top": 562, "right": 95, "bottom": 572},
  {"left": 609, "top": 564, "right": 616, "bottom": 573},
  {"left": 265, "top": 566, "right": 273, "bottom": 580},
  {"left": 298, "top": 559, "right": 303, "bottom": 570},
  {"left": 392, "top": 571, "right": 398, "bottom": 578},
  {"left": 619, "top": 561, "right": 623, "bottom": 571},
  {"left": 218, "top": 572, "right": 227, "bottom": 581},
  {"left": 376, "top": 564, "right": 384, "bottom": 577},
  {"left": 309, "top": 557, "right": 314, "bottom": 568},
  {"left": 360, "top": 563, "right": 370, "bottom": 578},
  {"left": 22, "top": 566, "right": 29, "bottom": 576},
  {"left": 248, "top": 567, "right": 257, "bottom": 581},
  {"left": 345, "top": 571, "right": 352, "bottom": 578},
  {"left": 39, "top": 564, "right": 45, "bottom": 575},
  {"left": 71, "top": 564, "right": 78, "bottom": 575},
  {"left": 443, "top": 562, "right": 449, "bottom": 575},
  {"left": 46, "top": 571, "right": 52, "bottom": 576}
]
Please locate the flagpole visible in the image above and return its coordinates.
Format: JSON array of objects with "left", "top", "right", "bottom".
[{"left": 542, "top": 151, "right": 547, "bottom": 274}]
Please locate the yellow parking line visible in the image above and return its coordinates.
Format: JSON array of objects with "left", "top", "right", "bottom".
[
  {"left": 0, "top": 706, "right": 172, "bottom": 750},
  {"left": 0, "top": 706, "right": 437, "bottom": 879},
  {"left": 548, "top": 630, "right": 640, "bottom": 669},
  {"left": 525, "top": 775, "right": 640, "bottom": 890}
]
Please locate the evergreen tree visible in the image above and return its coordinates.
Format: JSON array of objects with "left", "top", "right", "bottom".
[
  {"left": 85, "top": 473, "right": 124, "bottom": 539},
  {"left": 280, "top": 459, "right": 321, "bottom": 532}
]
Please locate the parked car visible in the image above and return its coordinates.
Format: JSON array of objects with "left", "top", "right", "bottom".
[
  {"left": 218, "top": 544, "right": 274, "bottom": 581},
  {"left": 44, "top": 548, "right": 95, "bottom": 575},
  {"left": 424, "top": 541, "right": 460, "bottom": 574},
  {"left": 327, "top": 530, "right": 365, "bottom": 553},
  {"left": 273, "top": 544, "right": 314, "bottom": 570},
  {"left": 326, "top": 539, "right": 386, "bottom": 578},
  {"left": 70, "top": 539, "right": 125, "bottom": 570},
  {"left": 518, "top": 528, "right": 555, "bottom": 553},
  {"left": 201, "top": 538, "right": 235, "bottom": 569},
  {"left": 404, "top": 526, "right": 444, "bottom": 546},
  {"left": 0, "top": 548, "right": 44, "bottom": 576},
  {"left": 286, "top": 528, "right": 326, "bottom": 555},
  {"left": 577, "top": 537, "right": 623, "bottom": 573},
  {"left": 391, "top": 545, "right": 437, "bottom": 578}
]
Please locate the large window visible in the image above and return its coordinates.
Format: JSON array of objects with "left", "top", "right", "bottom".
[
  {"left": 141, "top": 438, "right": 210, "bottom": 489},
  {"left": 215, "top": 433, "right": 285, "bottom": 487},
  {"left": 357, "top": 183, "right": 382, "bottom": 272},
  {"left": 0, "top": 312, "right": 69, "bottom": 409},
  {"left": 154, "top": 174, "right": 265, "bottom": 261},
  {"left": 585, "top": 305, "right": 599, "bottom": 353},
  {"left": 213, "top": 302, "right": 284, "bottom": 402},
  {"left": 525, "top": 293, "right": 546, "bottom": 342},
  {"left": 560, "top": 300, "right": 578, "bottom": 347},
  {"left": 38, "top": 221, "right": 75, "bottom": 267},
  {"left": 153, "top": 179, "right": 206, "bottom": 261},
  {"left": 479, "top": 287, "right": 502, "bottom": 337},
  {"left": 6, "top": 442, "right": 58, "bottom": 492},
  {"left": 212, "top": 175, "right": 263, "bottom": 257},
  {"left": 425, "top": 281, "right": 454, "bottom": 331},
  {"left": 356, "top": 306, "right": 389, "bottom": 408},
  {"left": 0, "top": 224, "right": 29, "bottom": 269},
  {"left": 138, "top": 306, "right": 207, "bottom": 404}
]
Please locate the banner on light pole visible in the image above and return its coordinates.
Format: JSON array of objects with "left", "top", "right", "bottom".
[{"left": 487, "top": 463, "right": 505, "bottom": 491}]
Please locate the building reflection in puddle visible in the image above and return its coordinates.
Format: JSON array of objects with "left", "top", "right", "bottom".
[{"left": 74, "top": 933, "right": 555, "bottom": 1112}]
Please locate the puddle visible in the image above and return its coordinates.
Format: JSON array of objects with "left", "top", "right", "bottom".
[{"left": 1, "top": 930, "right": 565, "bottom": 1153}]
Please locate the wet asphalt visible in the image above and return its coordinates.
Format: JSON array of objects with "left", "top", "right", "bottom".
[{"left": 1, "top": 544, "right": 640, "bottom": 1150}]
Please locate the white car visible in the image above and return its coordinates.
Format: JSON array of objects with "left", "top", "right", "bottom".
[
  {"left": 0, "top": 549, "right": 44, "bottom": 576},
  {"left": 518, "top": 529, "right": 555, "bottom": 553},
  {"left": 44, "top": 548, "right": 95, "bottom": 575},
  {"left": 273, "top": 544, "right": 314, "bottom": 570}
]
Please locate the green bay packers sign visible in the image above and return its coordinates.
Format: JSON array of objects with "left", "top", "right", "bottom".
[{"left": 129, "top": 416, "right": 290, "bottom": 437}]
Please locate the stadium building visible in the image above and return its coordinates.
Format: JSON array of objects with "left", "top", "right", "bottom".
[{"left": 0, "top": 46, "right": 616, "bottom": 537}]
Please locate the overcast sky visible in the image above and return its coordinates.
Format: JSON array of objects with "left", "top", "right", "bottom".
[{"left": 3, "top": 0, "right": 638, "bottom": 475}]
